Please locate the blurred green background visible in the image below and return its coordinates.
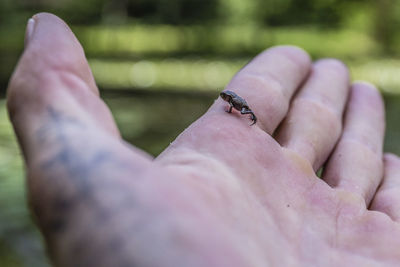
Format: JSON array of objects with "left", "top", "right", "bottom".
[{"left": 1, "top": 0, "right": 400, "bottom": 266}]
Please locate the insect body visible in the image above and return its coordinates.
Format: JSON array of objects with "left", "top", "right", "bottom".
[{"left": 220, "top": 90, "right": 257, "bottom": 125}]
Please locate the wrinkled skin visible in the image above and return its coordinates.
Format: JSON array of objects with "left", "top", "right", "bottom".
[{"left": 7, "top": 13, "right": 400, "bottom": 267}]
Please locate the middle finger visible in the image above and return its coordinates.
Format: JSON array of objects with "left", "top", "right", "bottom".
[{"left": 275, "top": 59, "right": 350, "bottom": 171}]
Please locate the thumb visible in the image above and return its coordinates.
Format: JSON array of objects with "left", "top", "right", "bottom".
[
  {"left": 7, "top": 13, "right": 121, "bottom": 162},
  {"left": 23, "top": 12, "right": 97, "bottom": 93}
]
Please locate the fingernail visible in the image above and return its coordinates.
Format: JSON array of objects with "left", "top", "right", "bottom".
[{"left": 24, "top": 18, "right": 35, "bottom": 47}]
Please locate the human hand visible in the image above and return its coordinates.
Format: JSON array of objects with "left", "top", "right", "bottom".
[{"left": 7, "top": 13, "right": 400, "bottom": 267}]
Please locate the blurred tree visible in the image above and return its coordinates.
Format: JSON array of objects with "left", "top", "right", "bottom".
[
  {"left": 217, "top": 0, "right": 261, "bottom": 25},
  {"left": 49, "top": 0, "right": 106, "bottom": 24},
  {"left": 0, "top": 0, "right": 106, "bottom": 25},
  {"left": 257, "top": 0, "right": 370, "bottom": 28},
  {"left": 102, "top": 0, "right": 129, "bottom": 24},
  {"left": 125, "top": 0, "right": 218, "bottom": 25},
  {"left": 374, "top": 0, "right": 400, "bottom": 54}
]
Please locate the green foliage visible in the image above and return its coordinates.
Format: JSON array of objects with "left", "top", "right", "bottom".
[
  {"left": 0, "top": 101, "right": 50, "bottom": 267},
  {"left": 373, "top": 0, "right": 400, "bottom": 53},
  {"left": 73, "top": 24, "right": 378, "bottom": 58},
  {"left": 0, "top": 240, "right": 21, "bottom": 267},
  {"left": 54, "top": 0, "right": 107, "bottom": 24},
  {"left": 89, "top": 57, "right": 400, "bottom": 95},
  {"left": 217, "top": 0, "right": 261, "bottom": 25},
  {"left": 252, "top": 0, "right": 366, "bottom": 27},
  {"left": 126, "top": 0, "right": 218, "bottom": 25}
]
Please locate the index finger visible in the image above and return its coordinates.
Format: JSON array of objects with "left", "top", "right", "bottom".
[
  {"left": 217, "top": 46, "right": 312, "bottom": 133},
  {"left": 158, "top": 46, "right": 311, "bottom": 163}
]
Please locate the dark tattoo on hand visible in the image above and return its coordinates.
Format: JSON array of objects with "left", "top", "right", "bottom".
[{"left": 32, "top": 107, "right": 140, "bottom": 266}]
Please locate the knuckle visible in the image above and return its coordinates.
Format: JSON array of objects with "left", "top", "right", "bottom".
[
  {"left": 294, "top": 97, "right": 343, "bottom": 128},
  {"left": 227, "top": 72, "right": 289, "bottom": 132},
  {"left": 239, "top": 71, "right": 287, "bottom": 97},
  {"left": 341, "top": 134, "right": 383, "bottom": 158},
  {"left": 371, "top": 188, "right": 400, "bottom": 218},
  {"left": 334, "top": 189, "right": 367, "bottom": 219},
  {"left": 375, "top": 188, "right": 400, "bottom": 206},
  {"left": 229, "top": 72, "right": 289, "bottom": 114}
]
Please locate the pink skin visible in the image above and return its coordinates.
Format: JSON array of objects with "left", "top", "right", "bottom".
[{"left": 7, "top": 13, "right": 400, "bottom": 267}]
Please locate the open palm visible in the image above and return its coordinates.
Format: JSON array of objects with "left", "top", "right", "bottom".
[{"left": 7, "top": 13, "right": 400, "bottom": 267}]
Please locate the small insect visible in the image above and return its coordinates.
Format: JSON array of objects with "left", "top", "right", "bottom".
[{"left": 220, "top": 90, "right": 257, "bottom": 125}]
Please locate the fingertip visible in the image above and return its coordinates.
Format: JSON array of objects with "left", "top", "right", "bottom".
[
  {"left": 352, "top": 81, "right": 382, "bottom": 97},
  {"left": 31, "top": 12, "right": 71, "bottom": 30},
  {"left": 384, "top": 153, "right": 400, "bottom": 166},
  {"left": 266, "top": 45, "right": 312, "bottom": 69},
  {"left": 314, "top": 58, "right": 347, "bottom": 68},
  {"left": 352, "top": 80, "right": 379, "bottom": 92},
  {"left": 32, "top": 12, "right": 61, "bottom": 20},
  {"left": 16, "top": 12, "right": 98, "bottom": 95},
  {"left": 7, "top": 12, "right": 101, "bottom": 129},
  {"left": 350, "top": 81, "right": 385, "bottom": 116},
  {"left": 314, "top": 58, "right": 350, "bottom": 80},
  {"left": 27, "top": 12, "right": 78, "bottom": 50},
  {"left": 384, "top": 152, "right": 398, "bottom": 160}
]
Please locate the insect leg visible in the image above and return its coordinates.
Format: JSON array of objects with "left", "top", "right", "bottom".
[
  {"left": 241, "top": 108, "right": 257, "bottom": 125},
  {"left": 227, "top": 103, "right": 233, "bottom": 113}
]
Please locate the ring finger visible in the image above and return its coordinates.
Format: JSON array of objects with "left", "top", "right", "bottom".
[
  {"left": 370, "top": 154, "right": 400, "bottom": 221},
  {"left": 322, "top": 82, "right": 385, "bottom": 205}
]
